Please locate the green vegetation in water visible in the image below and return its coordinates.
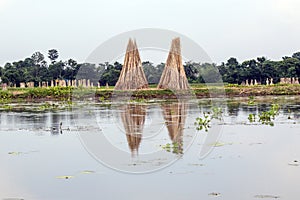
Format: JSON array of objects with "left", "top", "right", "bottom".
[
  {"left": 98, "top": 96, "right": 105, "bottom": 102},
  {"left": 195, "top": 106, "right": 223, "bottom": 132},
  {"left": 38, "top": 102, "right": 59, "bottom": 111},
  {"left": 211, "top": 106, "right": 223, "bottom": 120},
  {"left": 248, "top": 104, "right": 280, "bottom": 126},
  {"left": 195, "top": 112, "right": 211, "bottom": 132},
  {"left": 128, "top": 97, "right": 147, "bottom": 103},
  {"left": 56, "top": 170, "right": 96, "bottom": 180},
  {"left": 27, "top": 87, "right": 72, "bottom": 99},
  {"left": 227, "top": 84, "right": 239, "bottom": 87},
  {"left": 248, "top": 96, "right": 255, "bottom": 105},
  {"left": 161, "top": 142, "right": 183, "bottom": 154},
  {"left": 0, "top": 90, "right": 13, "bottom": 104},
  {"left": 258, "top": 104, "right": 280, "bottom": 126},
  {"left": 1, "top": 84, "right": 300, "bottom": 102},
  {"left": 0, "top": 104, "right": 13, "bottom": 111},
  {"left": 248, "top": 113, "right": 256, "bottom": 123},
  {"left": 0, "top": 100, "right": 77, "bottom": 112}
]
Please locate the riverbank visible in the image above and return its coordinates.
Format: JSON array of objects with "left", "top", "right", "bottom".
[{"left": 1, "top": 84, "right": 300, "bottom": 103}]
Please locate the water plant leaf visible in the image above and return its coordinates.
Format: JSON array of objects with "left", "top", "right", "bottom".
[
  {"left": 288, "top": 160, "right": 299, "bottom": 166},
  {"left": 211, "top": 106, "right": 223, "bottom": 120},
  {"left": 195, "top": 112, "right": 211, "bottom": 132},
  {"left": 254, "top": 194, "right": 280, "bottom": 199},
  {"left": 80, "top": 170, "right": 96, "bottom": 174},
  {"left": 8, "top": 152, "right": 22, "bottom": 155},
  {"left": 208, "top": 192, "right": 221, "bottom": 197},
  {"left": 248, "top": 96, "right": 255, "bottom": 105},
  {"left": 248, "top": 104, "right": 280, "bottom": 126},
  {"left": 248, "top": 113, "right": 256, "bottom": 122},
  {"left": 56, "top": 175, "right": 74, "bottom": 179},
  {"left": 161, "top": 142, "right": 183, "bottom": 154},
  {"left": 188, "top": 163, "right": 204, "bottom": 167},
  {"left": 212, "top": 142, "right": 225, "bottom": 147},
  {"left": 8, "top": 150, "right": 39, "bottom": 156}
]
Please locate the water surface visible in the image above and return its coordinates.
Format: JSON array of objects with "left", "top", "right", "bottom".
[{"left": 1, "top": 96, "right": 300, "bottom": 200}]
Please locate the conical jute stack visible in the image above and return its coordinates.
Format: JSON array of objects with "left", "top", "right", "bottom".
[
  {"left": 157, "top": 37, "right": 190, "bottom": 90},
  {"left": 114, "top": 39, "right": 148, "bottom": 90}
]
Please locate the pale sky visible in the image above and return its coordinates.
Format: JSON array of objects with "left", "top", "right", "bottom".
[{"left": 0, "top": 0, "right": 300, "bottom": 66}]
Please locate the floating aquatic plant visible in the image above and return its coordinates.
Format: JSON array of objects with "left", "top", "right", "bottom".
[
  {"left": 56, "top": 175, "right": 74, "bottom": 180},
  {"left": 248, "top": 96, "right": 255, "bottom": 105},
  {"left": 254, "top": 194, "right": 280, "bottom": 199},
  {"left": 56, "top": 170, "right": 96, "bottom": 180},
  {"left": 209, "top": 192, "right": 221, "bottom": 197},
  {"left": 248, "top": 104, "right": 280, "bottom": 126},
  {"left": 161, "top": 142, "right": 182, "bottom": 154},
  {"left": 195, "top": 112, "right": 211, "bottom": 132},
  {"left": 211, "top": 106, "right": 223, "bottom": 120},
  {"left": 248, "top": 113, "right": 256, "bottom": 123},
  {"left": 195, "top": 106, "right": 223, "bottom": 132}
]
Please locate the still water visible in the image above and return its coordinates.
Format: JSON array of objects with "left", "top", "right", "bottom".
[{"left": 1, "top": 96, "right": 300, "bottom": 200}]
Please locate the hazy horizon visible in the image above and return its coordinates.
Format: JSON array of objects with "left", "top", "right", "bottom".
[{"left": 1, "top": 0, "right": 300, "bottom": 66}]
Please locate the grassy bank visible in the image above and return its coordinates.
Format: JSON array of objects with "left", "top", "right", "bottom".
[{"left": 1, "top": 84, "right": 300, "bottom": 103}]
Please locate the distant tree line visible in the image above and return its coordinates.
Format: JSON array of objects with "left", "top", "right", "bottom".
[
  {"left": 1, "top": 49, "right": 300, "bottom": 86},
  {"left": 217, "top": 54, "right": 300, "bottom": 84}
]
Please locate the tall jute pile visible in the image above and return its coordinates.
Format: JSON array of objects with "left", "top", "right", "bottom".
[
  {"left": 158, "top": 37, "right": 190, "bottom": 90},
  {"left": 115, "top": 39, "right": 148, "bottom": 90}
]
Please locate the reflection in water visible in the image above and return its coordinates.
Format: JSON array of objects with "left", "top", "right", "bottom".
[
  {"left": 161, "top": 101, "right": 188, "bottom": 154},
  {"left": 50, "top": 113, "right": 63, "bottom": 135},
  {"left": 120, "top": 104, "right": 147, "bottom": 155},
  {"left": 280, "top": 105, "right": 300, "bottom": 119},
  {"left": 226, "top": 101, "right": 240, "bottom": 116},
  {"left": 2, "top": 97, "right": 300, "bottom": 199}
]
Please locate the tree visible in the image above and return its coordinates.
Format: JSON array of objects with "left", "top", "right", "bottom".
[
  {"left": 99, "top": 62, "right": 121, "bottom": 86},
  {"left": 292, "top": 52, "right": 300, "bottom": 61},
  {"left": 2, "top": 49, "right": 300, "bottom": 87},
  {"left": 262, "top": 60, "right": 279, "bottom": 83},
  {"left": 48, "top": 49, "right": 59, "bottom": 64},
  {"left": 2, "top": 63, "right": 20, "bottom": 85},
  {"left": 64, "top": 59, "right": 78, "bottom": 80},
  {"left": 278, "top": 57, "right": 300, "bottom": 78},
  {"left": 257, "top": 57, "right": 266, "bottom": 64},
  {"left": 31, "top": 52, "right": 45, "bottom": 65},
  {"left": 143, "top": 61, "right": 163, "bottom": 84},
  {"left": 198, "top": 63, "right": 222, "bottom": 83},
  {"left": 184, "top": 61, "right": 199, "bottom": 83},
  {"left": 256, "top": 57, "right": 266, "bottom": 83},
  {"left": 48, "top": 61, "right": 65, "bottom": 80},
  {"left": 222, "top": 57, "right": 241, "bottom": 84},
  {"left": 76, "top": 63, "right": 102, "bottom": 84}
]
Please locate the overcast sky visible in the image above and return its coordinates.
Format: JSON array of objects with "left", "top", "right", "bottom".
[{"left": 0, "top": 0, "right": 300, "bottom": 66}]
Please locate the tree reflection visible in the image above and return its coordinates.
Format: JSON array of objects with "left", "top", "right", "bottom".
[
  {"left": 50, "top": 113, "right": 62, "bottom": 135},
  {"left": 226, "top": 101, "right": 240, "bottom": 116}
]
